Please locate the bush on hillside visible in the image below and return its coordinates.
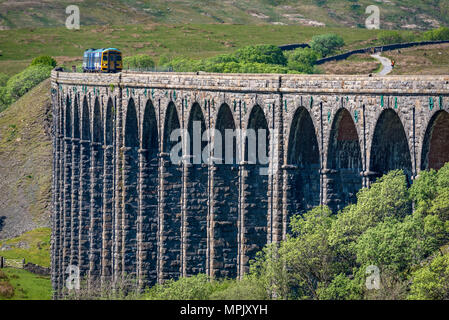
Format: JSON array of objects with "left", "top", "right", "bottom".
[
  {"left": 30, "top": 55, "right": 57, "bottom": 68},
  {"left": 6, "top": 64, "right": 53, "bottom": 101},
  {"left": 422, "top": 27, "right": 449, "bottom": 41},
  {"left": 310, "top": 33, "right": 344, "bottom": 57},
  {"left": 378, "top": 31, "right": 405, "bottom": 45},
  {"left": 0, "top": 73, "right": 9, "bottom": 87},
  {"left": 123, "top": 54, "right": 155, "bottom": 70},
  {"left": 286, "top": 47, "right": 321, "bottom": 73},
  {"left": 234, "top": 44, "right": 287, "bottom": 65}
]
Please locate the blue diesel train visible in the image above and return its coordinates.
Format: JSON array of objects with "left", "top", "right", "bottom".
[{"left": 83, "top": 48, "right": 122, "bottom": 73}]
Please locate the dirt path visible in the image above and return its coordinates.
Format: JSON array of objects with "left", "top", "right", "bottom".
[{"left": 371, "top": 53, "right": 392, "bottom": 75}]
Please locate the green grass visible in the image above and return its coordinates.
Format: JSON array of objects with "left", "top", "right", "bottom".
[
  {"left": 0, "top": 23, "right": 415, "bottom": 68},
  {"left": 0, "top": 0, "right": 447, "bottom": 30},
  {"left": 0, "top": 228, "right": 51, "bottom": 267},
  {"left": 0, "top": 268, "right": 51, "bottom": 300}
]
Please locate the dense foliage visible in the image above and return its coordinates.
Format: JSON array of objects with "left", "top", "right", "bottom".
[
  {"left": 310, "top": 33, "right": 344, "bottom": 57},
  {"left": 160, "top": 43, "right": 325, "bottom": 74},
  {"left": 123, "top": 54, "right": 155, "bottom": 70},
  {"left": 144, "top": 163, "right": 449, "bottom": 300},
  {"left": 30, "top": 55, "right": 57, "bottom": 68},
  {"left": 0, "top": 59, "right": 54, "bottom": 113}
]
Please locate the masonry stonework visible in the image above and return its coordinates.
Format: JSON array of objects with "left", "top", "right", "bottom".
[{"left": 50, "top": 71, "right": 449, "bottom": 297}]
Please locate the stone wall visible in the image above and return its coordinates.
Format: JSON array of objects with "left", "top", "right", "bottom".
[{"left": 50, "top": 71, "right": 449, "bottom": 297}]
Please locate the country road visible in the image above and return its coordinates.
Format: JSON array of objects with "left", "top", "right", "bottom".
[{"left": 371, "top": 53, "right": 393, "bottom": 76}]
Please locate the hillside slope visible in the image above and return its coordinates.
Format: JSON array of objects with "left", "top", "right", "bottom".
[
  {"left": 0, "top": 79, "right": 52, "bottom": 240},
  {"left": 0, "top": 0, "right": 447, "bottom": 30}
]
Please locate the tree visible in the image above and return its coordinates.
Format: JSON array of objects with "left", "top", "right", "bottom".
[
  {"left": 286, "top": 48, "right": 320, "bottom": 74},
  {"left": 378, "top": 31, "right": 404, "bottom": 45},
  {"left": 123, "top": 54, "right": 155, "bottom": 70},
  {"left": 310, "top": 33, "right": 344, "bottom": 57},
  {"left": 422, "top": 27, "right": 449, "bottom": 41},
  {"left": 408, "top": 253, "right": 449, "bottom": 300},
  {"left": 6, "top": 64, "right": 53, "bottom": 101},
  {"left": 30, "top": 55, "right": 57, "bottom": 68},
  {"left": 234, "top": 44, "right": 287, "bottom": 66}
]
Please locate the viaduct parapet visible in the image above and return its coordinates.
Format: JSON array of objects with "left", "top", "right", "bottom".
[{"left": 50, "top": 71, "right": 449, "bottom": 296}]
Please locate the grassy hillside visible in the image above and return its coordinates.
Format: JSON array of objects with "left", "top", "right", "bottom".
[
  {"left": 0, "top": 24, "right": 413, "bottom": 76},
  {"left": 0, "top": 228, "right": 52, "bottom": 300},
  {"left": 383, "top": 42, "right": 449, "bottom": 74},
  {"left": 0, "top": 0, "right": 447, "bottom": 30},
  {"left": 0, "top": 79, "right": 52, "bottom": 240}
]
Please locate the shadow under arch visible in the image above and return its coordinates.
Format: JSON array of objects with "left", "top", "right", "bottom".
[
  {"left": 326, "top": 108, "right": 362, "bottom": 212},
  {"left": 122, "top": 97, "right": 139, "bottom": 277},
  {"left": 61, "top": 94, "right": 73, "bottom": 282},
  {"left": 285, "top": 106, "right": 320, "bottom": 230},
  {"left": 421, "top": 110, "right": 449, "bottom": 171},
  {"left": 88, "top": 97, "right": 104, "bottom": 284},
  {"left": 101, "top": 97, "right": 115, "bottom": 283},
  {"left": 369, "top": 108, "right": 412, "bottom": 183},
  {"left": 138, "top": 99, "right": 159, "bottom": 287},
  {"left": 182, "top": 103, "right": 208, "bottom": 276},
  {"left": 159, "top": 101, "right": 182, "bottom": 281},
  {"left": 70, "top": 95, "right": 82, "bottom": 271},
  {"left": 210, "top": 103, "right": 239, "bottom": 279},
  {"left": 241, "top": 104, "right": 269, "bottom": 275}
]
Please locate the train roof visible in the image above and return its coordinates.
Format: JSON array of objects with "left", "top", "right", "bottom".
[{"left": 84, "top": 48, "right": 121, "bottom": 53}]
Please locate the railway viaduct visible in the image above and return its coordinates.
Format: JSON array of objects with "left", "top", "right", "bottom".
[{"left": 50, "top": 71, "right": 449, "bottom": 296}]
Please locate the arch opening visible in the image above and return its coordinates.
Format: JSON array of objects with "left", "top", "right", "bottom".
[
  {"left": 211, "top": 103, "right": 238, "bottom": 278},
  {"left": 421, "top": 110, "right": 449, "bottom": 171},
  {"left": 183, "top": 103, "right": 208, "bottom": 276},
  {"left": 139, "top": 100, "right": 159, "bottom": 286},
  {"left": 286, "top": 107, "right": 320, "bottom": 216},
  {"left": 326, "top": 109, "right": 362, "bottom": 212},
  {"left": 242, "top": 105, "right": 269, "bottom": 273},
  {"left": 122, "top": 98, "right": 139, "bottom": 276},
  {"left": 159, "top": 102, "right": 182, "bottom": 280},
  {"left": 101, "top": 98, "right": 114, "bottom": 282},
  {"left": 370, "top": 109, "right": 412, "bottom": 182}
]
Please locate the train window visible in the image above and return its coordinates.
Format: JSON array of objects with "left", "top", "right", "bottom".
[
  {"left": 103, "top": 55, "right": 107, "bottom": 61},
  {"left": 117, "top": 55, "right": 122, "bottom": 61}
]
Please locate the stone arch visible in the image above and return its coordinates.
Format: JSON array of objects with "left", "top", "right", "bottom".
[
  {"left": 369, "top": 108, "right": 412, "bottom": 182},
  {"left": 122, "top": 97, "right": 139, "bottom": 276},
  {"left": 241, "top": 104, "right": 269, "bottom": 274},
  {"left": 162, "top": 102, "right": 181, "bottom": 154},
  {"left": 62, "top": 94, "right": 73, "bottom": 285},
  {"left": 421, "top": 110, "right": 449, "bottom": 171},
  {"left": 285, "top": 106, "right": 320, "bottom": 225},
  {"left": 77, "top": 96, "right": 91, "bottom": 277},
  {"left": 65, "top": 95, "right": 72, "bottom": 137},
  {"left": 101, "top": 97, "right": 114, "bottom": 283},
  {"left": 88, "top": 97, "right": 104, "bottom": 284},
  {"left": 159, "top": 101, "right": 182, "bottom": 281},
  {"left": 138, "top": 99, "right": 159, "bottom": 287},
  {"left": 182, "top": 102, "right": 208, "bottom": 277},
  {"left": 325, "top": 108, "right": 362, "bottom": 212},
  {"left": 70, "top": 95, "right": 81, "bottom": 271},
  {"left": 105, "top": 98, "right": 114, "bottom": 146},
  {"left": 210, "top": 103, "right": 239, "bottom": 278}
]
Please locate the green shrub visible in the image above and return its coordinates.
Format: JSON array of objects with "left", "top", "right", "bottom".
[
  {"left": 310, "top": 33, "right": 344, "bottom": 57},
  {"left": 422, "top": 27, "right": 449, "bottom": 41},
  {"left": 234, "top": 44, "right": 287, "bottom": 65},
  {"left": 408, "top": 253, "right": 449, "bottom": 300},
  {"left": 286, "top": 47, "right": 321, "bottom": 73},
  {"left": 6, "top": 64, "right": 53, "bottom": 101},
  {"left": 0, "top": 86, "right": 12, "bottom": 113},
  {"left": 378, "top": 31, "right": 404, "bottom": 45},
  {"left": 123, "top": 54, "right": 155, "bottom": 70},
  {"left": 145, "top": 274, "right": 215, "bottom": 300},
  {"left": 0, "top": 73, "right": 9, "bottom": 87},
  {"left": 30, "top": 55, "right": 57, "bottom": 68}
]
